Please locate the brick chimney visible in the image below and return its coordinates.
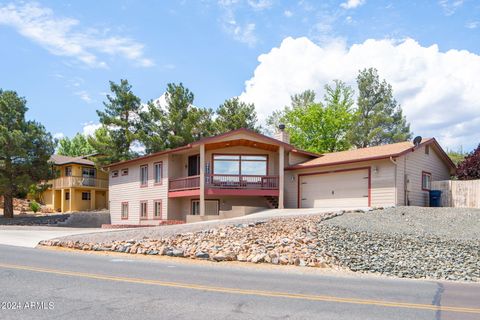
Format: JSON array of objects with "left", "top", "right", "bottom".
[{"left": 274, "top": 124, "right": 290, "bottom": 144}]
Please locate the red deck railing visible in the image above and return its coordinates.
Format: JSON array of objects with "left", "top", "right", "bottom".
[
  {"left": 168, "top": 175, "right": 200, "bottom": 191},
  {"left": 206, "top": 174, "right": 279, "bottom": 190},
  {"left": 168, "top": 174, "right": 279, "bottom": 192}
]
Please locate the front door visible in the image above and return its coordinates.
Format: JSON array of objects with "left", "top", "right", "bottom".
[{"left": 188, "top": 155, "right": 200, "bottom": 176}]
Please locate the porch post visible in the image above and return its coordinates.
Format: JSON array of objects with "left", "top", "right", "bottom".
[
  {"left": 90, "top": 190, "right": 96, "bottom": 210},
  {"left": 69, "top": 188, "right": 73, "bottom": 212},
  {"left": 52, "top": 190, "right": 56, "bottom": 211},
  {"left": 60, "top": 189, "right": 65, "bottom": 213},
  {"left": 278, "top": 146, "right": 285, "bottom": 209},
  {"left": 199, "top": 143, "right": 206, "bottom": 216}
]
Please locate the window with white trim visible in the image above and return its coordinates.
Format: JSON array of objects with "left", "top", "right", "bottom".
[
  {"left": 111, "top": 170, "right": 119, "bottom": 178},
  {"left": 121, "top": 168, "right": 129, "bottom": 176}
]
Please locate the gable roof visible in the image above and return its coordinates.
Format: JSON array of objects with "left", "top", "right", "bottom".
[
  {"left": 286, "top": 138, "right": 456, "bottom": 171},
  {"left": 50, "top": 154, "right": 95, "bottom": 166},
  {"left": 106, "top": 128, "right": 320, "bottom": 168}
]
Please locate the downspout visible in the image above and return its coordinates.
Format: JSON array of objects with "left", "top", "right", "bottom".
[{"left": 389, "top": 156, "right": 397, "bottom": 205}]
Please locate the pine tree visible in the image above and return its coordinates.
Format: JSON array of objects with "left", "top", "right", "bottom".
[{"left": 348, "top": 68, "right": 411, "bottom": 148}]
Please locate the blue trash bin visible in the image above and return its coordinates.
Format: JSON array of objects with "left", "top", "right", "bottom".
[{"left": 429, "top": 190, "right": 442, "bottom": 207}]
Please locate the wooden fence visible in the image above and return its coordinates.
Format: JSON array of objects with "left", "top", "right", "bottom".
[{"left": 431, "top": 180, "right": 480, "bottom": 208}]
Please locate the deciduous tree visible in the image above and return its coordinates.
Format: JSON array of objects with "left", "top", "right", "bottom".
[
  {"left": 57, "top": 133, "right": 96, "bottom": 157},
  {"left": 266, "top": 82, "right": 354, "bottom": 153}
]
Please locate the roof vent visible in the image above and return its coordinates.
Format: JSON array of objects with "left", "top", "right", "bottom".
[{"left": 413, "top": 136, "right": 422, "bottom": 147}]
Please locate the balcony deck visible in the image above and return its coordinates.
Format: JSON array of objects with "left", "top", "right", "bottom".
[
  {"left": 50, "top": 176, "right": 108, "bottom": 190},
  {"left": 168, "top": 174, "right": 279, "bottom": 197}
]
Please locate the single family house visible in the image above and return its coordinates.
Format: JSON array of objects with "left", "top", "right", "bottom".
[
  {"left": 107, "top": 128, "right": 455, "bottom": 225},
  {"left": 42, "top": 155, "right": 109, "bottom": 212}
]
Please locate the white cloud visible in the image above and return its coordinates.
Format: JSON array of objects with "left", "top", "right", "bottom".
[
  {"left": 82, "top": 122, "right": 101, "bottom": 136},
  {"left": 239, "top": 37, "right": 480, "bottom": 150},
  {"left": 75, "top": 90, "right": 93, "bottom": 104},
  {"left": 438, "top": 0, "right": 464, "bottom": 16},
  {"left": 465, "top": 21, "right": 479, "bottom": 29},
  {"left": 0, "top": 2, "right": 154, "bottom": 68},
  {"left": 218, "top": 0, "right": 258, "bottom": 46},
  {"left": 247, "top": 0, "right": 272, "bottom": 10},
  {"left": 229, "top": 21, "right": 257, "bottom": 46},
  {"left": 284, "top": 10, "right": 293, "bottom": 17},
  {"left": 53, "top": 132, "right": 64, "bottom": 139},
  {"left": 340, "top": 0, "right": 366, "bottom": 9}
]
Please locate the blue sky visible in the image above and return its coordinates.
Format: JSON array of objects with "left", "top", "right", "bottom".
[{"left": 1, "top": 0, "right": 480, "bottom": 151}]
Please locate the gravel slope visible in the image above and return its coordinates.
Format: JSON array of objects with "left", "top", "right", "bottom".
[
  {"left": 40, "top": 207, "right": 480, "bottom": 282},
  {"left": 324, "top": 206, "right": 480, "bottom": 240}
]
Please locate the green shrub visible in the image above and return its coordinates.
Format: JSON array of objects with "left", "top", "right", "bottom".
[{"left": 29, "top": 200, "right": 41, "bottom": 213}]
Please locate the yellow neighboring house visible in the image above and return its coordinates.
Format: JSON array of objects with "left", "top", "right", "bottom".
[{"left": 43, "top": 155, "right": 109, "bottom": 213}]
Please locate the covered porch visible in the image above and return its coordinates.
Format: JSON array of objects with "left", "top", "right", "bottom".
[{"left": 167, "top": 131, "right": 287, "bottom": 218}]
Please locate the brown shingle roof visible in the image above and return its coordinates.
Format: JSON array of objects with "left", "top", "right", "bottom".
[
  {"left": 287, "top": 138, "right": 441, "bottom": 170},
  {"left": 50, "top": 154, "right": 95, "bottom": 166}
]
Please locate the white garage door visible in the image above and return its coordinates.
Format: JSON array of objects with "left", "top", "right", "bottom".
[{"left": 299, "top": 169, "right": 369, "bottom": 208}]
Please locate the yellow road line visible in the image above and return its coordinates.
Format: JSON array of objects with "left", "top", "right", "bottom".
[{"left": 0, "top": 262, "right": 479, "bottom": 314}]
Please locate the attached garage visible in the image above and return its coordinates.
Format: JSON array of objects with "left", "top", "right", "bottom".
[{"left": 298, "top": 168, "right": 370, "bottom": 208}]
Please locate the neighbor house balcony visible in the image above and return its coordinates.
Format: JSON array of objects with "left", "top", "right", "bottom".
[
  {"left": 168, "top": 174, "right": 279, "bottom": 197},
  {"left": 50, "top": 176, "right": 109, "bottom": 190}
]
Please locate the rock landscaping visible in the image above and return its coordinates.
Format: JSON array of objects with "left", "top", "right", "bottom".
[{"left": 40, "top": 207, "right": 480, "bottom": 282}]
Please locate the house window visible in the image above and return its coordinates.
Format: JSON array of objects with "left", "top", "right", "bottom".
[
  {"left": 154, "top": 162, "right": 163, "bottom": 184},
  {"left": 65, "top": 192, "right": 70, "bottom": 200},
  {"left": 213, "top": 154, "right": 267, "bottom": 176},
  {"left": 121, "top": 202, "right": 129, "bottom": 219},
  {"left": 425, "top": 145, "right": 430, "bottom": 155},
  {"left": 82, "top": 167, "right": 96, "bottom": 186},
  {"left": 121, "top": 168, "right": 129, "bottom": 176},
  {"left": 191, "top": 200, "right": 200, "bottom": 216},
  {"left": 422, "top": 172, "right": 432, "bottom": 191},
  {"left": 111, "top": 170, "right": 119, "bottom": 178},
  {"left": 191, "top": 200, "right": 219, "bottom": 216},
  {"left": 140, "top": 201, "right": 148, "bottom": 219},
  {"left": 82, "top": 192, "right": 91, "bottom": 201},
  {"left": 154, "top": 200, "right": 162, "bottom": 219},
  {"left": 65, "top": 166, "right": 72, "bottom": 177},
  {"left": 140, "top": 165, "right": 148, "bottom": 186}
]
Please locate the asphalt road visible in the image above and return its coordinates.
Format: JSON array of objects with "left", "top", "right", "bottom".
[{"left": 0, "top": 245, "right": 479, "bottom": 320}]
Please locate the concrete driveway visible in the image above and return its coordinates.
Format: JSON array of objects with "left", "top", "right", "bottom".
[{"left": 0, "top": 226, "right": 115, "bottom": 248}]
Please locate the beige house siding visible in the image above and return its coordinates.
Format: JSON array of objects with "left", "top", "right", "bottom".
[
  {"left": 285, "top": 159, "right": 397, "bottom": 208},
  {"left": 396, "top": 145, "right": 452, "bottom": 206},
  {"left": 109, "top": 155, "right": 169, "bottom": 225},
  {"left": 288, "top": 152, "right": 314, "bottom": 166}
]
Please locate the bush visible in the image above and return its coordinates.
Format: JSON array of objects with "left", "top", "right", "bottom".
[
  {"left": 29, "top": 200, "right": 41, "bottom": 213},
  {"left": 457, "top": 144, "right": 480, "bottom": 180}
]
